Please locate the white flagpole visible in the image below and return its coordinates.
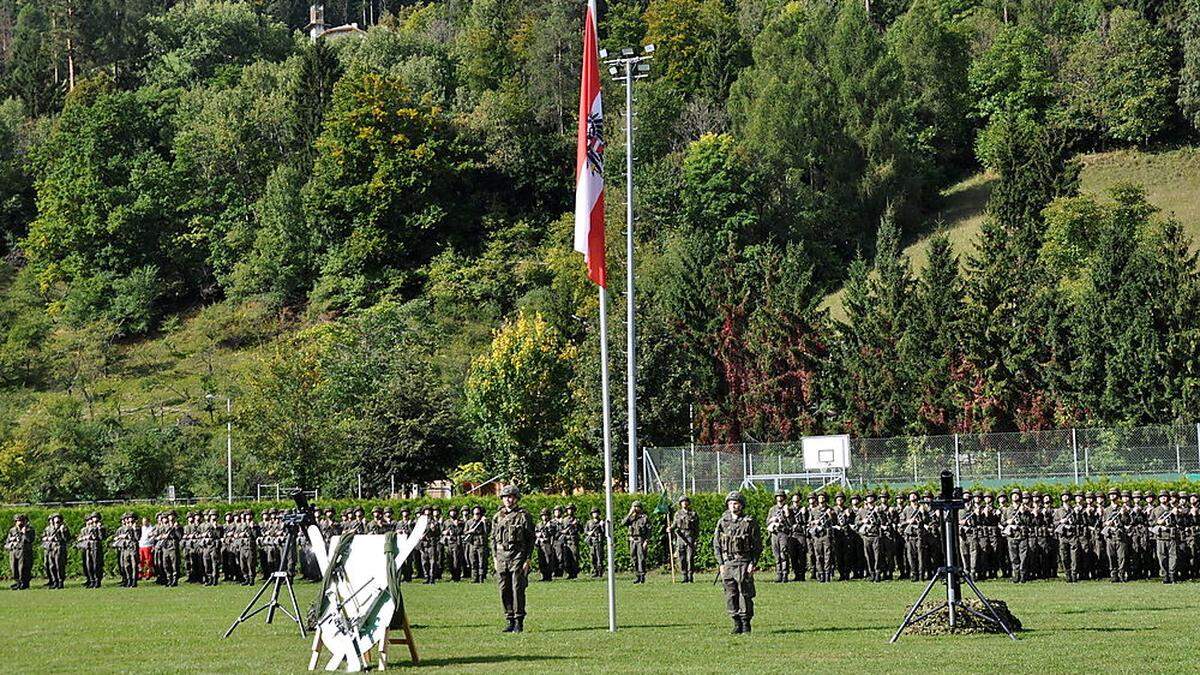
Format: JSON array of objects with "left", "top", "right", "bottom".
[{"left": 599, "top": 285, "right": 617, "bottom": 632}]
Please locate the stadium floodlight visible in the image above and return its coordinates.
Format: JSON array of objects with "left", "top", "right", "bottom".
[
  {"left": 620, "top": 46, "right": 634, "bottom": 57},
  {"left": 608, "top": 65, "right": 619, "bottom": 77},
  {"left": 599, "top": 48, "right": 608, "bottom": 59},
  {"left": 643, "top": 43, "right": 655, "bottom": 54},
  {"left": 636, "top": 62, "right": 650, "bottom": 74}
]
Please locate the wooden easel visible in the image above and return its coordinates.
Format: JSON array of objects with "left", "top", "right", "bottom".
[
  {"left": 308, "top": 610, "right": 418, "bottom": 671},
  {"left": 378, "top": 611, "right": 419, "bottom": 670}
]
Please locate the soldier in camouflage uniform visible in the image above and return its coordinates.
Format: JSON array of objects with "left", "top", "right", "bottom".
[
  {"left": 112, "top": 512, "right": 141, "bottom": 587},
  {"left": 157, "top": 511, "right": 182, "bottom": 586},
  {"left": 491, "top": 484, "right": 534, "bottom": 633},
  {"left": 671, "top": 496, "right": 700, "bottom": 582},
  {"left": 465, "top": 505, "right": 490, "bottom": 583},
  {"left": 1151, "top": 490, "right": 1179, "bottom": 583},
  {"left": 5, "top": 514, "right": 34, "bottom": 590},
  {"left": 237, "top": 510, "right": 258, "bottom": 585},
  {"left": 766, "top": 490, "right": 793, "bottom": 583},
  {"left": 1055, "top": 493, "right": 1083, "bottom": 582},
  {"left": 788, "top": 493, "right": 808, "bottom": 581},
  {"left": 200, "top": 509, "right": 222, "bottom": 586},
  {"left": 901, "top": 492, "right": 926, "bottom": 581},
  {"left": 857, "top": 493, "right": 884, "bottom": 582},
  {"left": 623, "top": 501, "right": 650, "bottom": 584},
  {"left": 77, "top": 512, "right": 107, "bottom": 588},
  {"left": 808, "top": 493, "right": 835, "bottom": 582},
  {"left": 222, "top": 512, "right": 239, "bottom": 582},
  {"left": 558, "top": 504, "right": 581, "bottom": 579},
  {"left": 419, "top": 506, "right": 440, "bottom": 584},
  {"left": 183, "top": 511, "right": 202, "bottom": 583},
  {"left": 831, "top": 493, "right": 850, "bottom": 580},
  {"left": 980, "top": 493, "right": 1000, "bottom": 579},
  {"left": 713, "top": 491, "right": 762, "bottom": 634},
  {"left": 584, "top": 508, "right": 605, "bottom": 577},
  {"left": 1002, "top": 491, "right": 1032, "bottom": 583},
  {"left": 1102, "top": 489, "right": 1131, "bottom": 582},
  {"left": 442, "top": 507, "right": 465, "bottom": 581},
  {"left": 368, "top": 507, "right": 388, "bottom": 534},
  {"left": 960, "top": 492, "right": 979, "bottom": 578},
  {"left": 42, "top": 513, "right": 70, "bottom": 589},
  {"left": 805, "top": 494, "right": 820, "bottom": 576},
  {"left": 534, "top": 508, "right": 558, "bottom": 582}
]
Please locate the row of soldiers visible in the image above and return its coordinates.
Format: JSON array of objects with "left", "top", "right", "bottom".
[{"left": 4, "top": 508, "right": 302, "bottom": 589}]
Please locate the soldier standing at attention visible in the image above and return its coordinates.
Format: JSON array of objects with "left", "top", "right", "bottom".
[
  {"left": 5, "top": 514, "right": 34, "bottom": 590},
  {"left": 491, "top": 485, "right": 535, "bottom": 633},
  {"left": 766, "top": 490, "right": 792, "bottom": 583},
  {"left": 442, "top": 507, "right": 465, "bottom": 581},
  {"left": 805, "top": 494, "right": 820, "bottom": 576},
  {"left": 42, "top": 513, "right": 70, "bottom": 589},
  {"left": 419, "top": 506, "right": 440, "bottom": 584},
  {"left": 623, "top": 501, "right": 650, "bottom": 584},
  {"left": 1102, "top": 489, "right": 1132, "bottom": 582},
  {"left": 77, "top": 512, "right": 107, "bottom": 588},
  {"left": 671, "top": 496, "right": 700, "bottom": 582},
  {"left": 1002, "top": 491, "right": 1032, "bottom": 583},
  {"left": 857, "top": 493, "right": 884, "bottom": 582},
  {"left": 584, "top": 508, "right": 606, "bottom": 577},
  {"left": 808, "top": 493, "right": 835, "bottom": 582},
  {"left": 558, "top": 504, "right": 581, "bottom": 579},
  {"left": 200, "top": 509, "right": 222, "bottom": 586},
  {"left": 959, "top": 492, "right": 979, "bottom": 578},
  {"left": 549, "top": 506, "right": 566, "bottom": 578},
  {"left": 465, "top": 506, "right": 490, "bottom": 583},
  {"left": 788, "top": 493, "right": 808, "bottom": 581},
  {"left": 534, "top": 508, "right": 558, "bottom": 581},
  {"left": 714, "top": 491, "right": 762, "bottom": 634},
  {"left": 368, "top": 507, "right": 387, "bottom": 534},
  {"left": 901, "top": 492, "right": 926, "bottom": 581},
  {"left": 1151, "top": 490, "right": 1179, "bottom": 583},
  {"left": 1055, "top": 493, "right": 1082, "bottom": 582},
  {"left": 112, "top": 512, "right": 140, "bottom": 587},
  {"left": 161, "top": 510, "right": 183, "bottom": 586},
  {"left": 222, "top": 512, "right": 239, "bottom": 582}
]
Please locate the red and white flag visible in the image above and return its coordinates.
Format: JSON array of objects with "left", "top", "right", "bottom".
[{"left": 574, "top": 0, "right": 606, "bottom": 287}]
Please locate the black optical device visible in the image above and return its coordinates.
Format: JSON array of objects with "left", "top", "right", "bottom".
[
  {"left": 890, "top": 471, "right": 1017, "bottom": 642},
  {"left": 285, "top": 489, "right": 317, "bottom": 528}
]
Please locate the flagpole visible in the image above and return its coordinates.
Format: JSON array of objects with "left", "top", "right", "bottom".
[{"left": 599, "top": 285, "right": 617, "bottom": 632}]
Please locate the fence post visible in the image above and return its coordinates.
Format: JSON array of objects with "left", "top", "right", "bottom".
[
  {"left": 912, "top": 451, "right": 918, "bottom": 484},
  {"left": 276, "top": 484, "right": 281, "bottom": 501},
  {"left": 1072, "top": 428, "right": 1079, "bottom": 485},
  {"left": 1176, "top": 444, "right": 1182, "bottom": 475},
  {"left": 1084, "top": 445, "right": 1090, "bottom": 479},
  {"left": 716, "top": 451, "right": 722, "bottom": 492},
  {"left": 691, "top": 447, "right": 696, "bottom": 494},
  {"left": 390, "top": 473, "right": 395, "bottom": 496},
  {"left": 996, "top": 450, "right": 1002, "bottom": 481},
  {"left": 681, "top": 447, "right": 686, "bottom": 494},
  {"left": 357, "top": 474, "right": 362, "bottom": 499},
  {"left": 953, "top": 434, "right": 961, "bottom": 483},
  {"left": 256, "top": 484, "right": 261, "bottom": 501}
]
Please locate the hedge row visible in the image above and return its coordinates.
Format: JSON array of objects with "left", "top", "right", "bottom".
[{"left": 3, "top": 478, "right": 1196, "bottom": 580}]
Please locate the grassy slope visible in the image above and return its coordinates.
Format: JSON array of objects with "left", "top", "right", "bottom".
[
  {"left": 0, "top": 575, "right": 1197, "bottom": 672},
  {"left": 822, "top": 145, "right": 1200, "bottom": 319}
]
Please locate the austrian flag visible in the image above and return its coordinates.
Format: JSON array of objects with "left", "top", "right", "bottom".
[{"left": 573, "top": 0, "right": 606, "bottom": 287}]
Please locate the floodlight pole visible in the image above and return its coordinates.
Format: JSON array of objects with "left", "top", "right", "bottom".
[{"left": 607, "top": 45, "right": 653, "bottom": 494}]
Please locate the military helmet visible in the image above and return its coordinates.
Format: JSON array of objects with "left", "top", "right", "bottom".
[
  {"left": 122, "top": 511, "right": 135, "bottom": 519},
  {"left": 807, "top": 493, "right": 818, "bottom": 501},
  {"left": 1159, "top": 489, "right": 1169, "bottom": 497},
  {"left": 850, "top": 494, "right": 861, "bottom": 501},
  {"left": 499, "top": 485, "right": 520, "bottom": 498},
  {"left": 50, "top": 512, "right": 62, "bottom": 520},
  {"left": 371, "top": 506, "right": 382, "bottom": 514},
  {"left": 726, "top": 490, "right": 745, "bottom": 504},
  {"left": 591, "top": 507, "right": 601, "bottom": 515},
  {"left": 14, "top": 513, "right": 27, "bottom": 521},
  {"left": 384, "top": 506, "right": 393, "bottom": 515},
  {"left": 774, "top": 489, "right": 787, "bottom": 498},
  {"left": 472, "top": 506, "right": 484, "bottom": 513},
  {"left": 552, "top": 505, "right": 562, "bottom": 512},
  {"left": 962, "top": 490, "right": 972, "bottom": 498},
  {"left": 866, "top": 492, "right": 877, "bottom": 500},
  {"left": 540, "top": 508, "right": 550, "bottom": 516},
  {"left": 631, "top": 500, "right": 643, "bottom": 509},
  {"left": 354, "top": 506, "right": 365, "bottom": 515},
  {"left": 567, "top": 504, "right": 577, "bottom": 511},
  {"left": 89, "top": 511, "right": 101, "bottom": 520},
  {"left": 1121, "top": 489, "right": 1132, "bottom": 498}
]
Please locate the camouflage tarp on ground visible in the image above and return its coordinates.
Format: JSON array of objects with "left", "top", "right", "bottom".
[{"left": 900, "top": 598, "right": 1022, "bottom": 636}]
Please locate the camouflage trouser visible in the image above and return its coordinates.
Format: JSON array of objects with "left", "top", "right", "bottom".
[
  {"left": 83, "top": 544, "right": 103, "bottom": 585},
  {"left": 560, "top": 541, "right": 579, "bottom": 578},
  {"left": 10, "top": 549, "right": 32, "bottom": 587},
  {"left": 788, "top": 535, "right": 806, "bottom": 580},
  {"left": 537, "top": 543, "right": 556, "bottom": 581},
  {"left": 811, "top": 536, "right": 833, "bottom": 580},
  {"left": 904, "top": 537, "right": 923, "bottom": 580},
  {"left": 119, "top": 548, "right": 138, "bottom": 586},
  {"left": 1059, "top": 538, "right": 1081, "bottom": 580},
  {"left": 1106, "top": 538, "right": 1128, "bottom": 581},
  {"left": 45, "top": 546, "right": 65, "bottom": 586},
  {"left": 721, "top": 561, "right": 756, "bottom": 620},
  {"left": 676, "top": 537, "right": 695, "bottom": 581},
  {"left": 1008, "top": 538, "right": 1029, "bottom": 581},
  {"left": 862, "top": 536, "right": 881, "bottom": 578},
  {"left": 238, "top": 547, "right": 256, "bottom": 584},
  {"left": 421, "top": 545, "right": 438, "bottom": 582},
  {"left": 160, "top": 546, "right": 179, "bottom": 585},
  {"left": 629, "top": 537, "right": 647, "bottom": 577},
  {"left": 771, "top": 533, "right": 790, "bottom": 581},
  {"left": 203, "top": 549, "right": 220, "bottom": 585},
  {"left": 467, "top": 545, "right": 486, "bottom": 581},
  {"left": 1156, "top": 539, "right": 1178, "bottom": 580},
  {"left": 588, "top": 539, "right": 604, "bottom": 576},
  {"left": 497, "top": 566, "right": 529, "bottom": 620}
]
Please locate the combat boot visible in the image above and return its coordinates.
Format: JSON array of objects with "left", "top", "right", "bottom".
[
  {"left": 742, "top": 618, "right": 752, "bottom": 634},
  {"left": 731, "top": 617, "right": 743, "bottom": 634},
  {"left": 514, "top": 618, "right": 524, "bottom": 633},
  {"left": 502, "top": 618, "right": 516, "bottom": 633}
]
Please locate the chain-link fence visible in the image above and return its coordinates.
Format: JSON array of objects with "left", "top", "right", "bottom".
[{"left": 644, "top": 422, "right": 1200, "bottom": 495}]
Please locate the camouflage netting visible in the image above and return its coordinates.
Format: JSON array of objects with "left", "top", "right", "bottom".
[{"left": 900, "top": 598, "right": 1022, "bottom": 636}]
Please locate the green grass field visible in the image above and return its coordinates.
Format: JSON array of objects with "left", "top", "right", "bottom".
[{"left": 2, "top": 573, "right": 1198, "bottom": 673}]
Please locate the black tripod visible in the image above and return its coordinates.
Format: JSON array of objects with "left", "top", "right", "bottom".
[
  {"left": 224, "top": 519, "right": 307, "bottom": 639},
  {"left": 891, "top": 471, "right": 1017, "bottom": 643}
]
